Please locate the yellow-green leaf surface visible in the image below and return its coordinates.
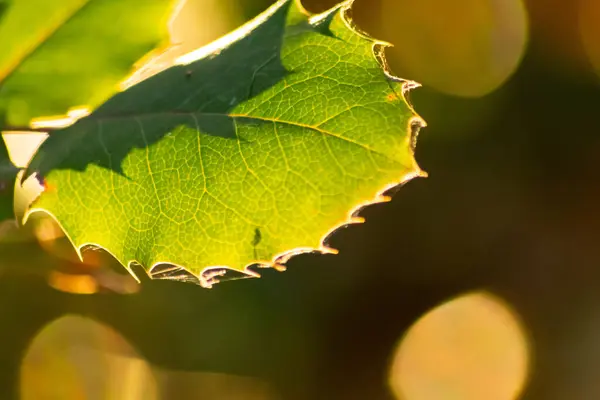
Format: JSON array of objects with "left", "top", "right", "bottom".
[
  {"left": 26, "top": 0, "right": 426, "bottom": 285},
  {"left": 0, "top": 0, "right": 177, "bottom": 126}
]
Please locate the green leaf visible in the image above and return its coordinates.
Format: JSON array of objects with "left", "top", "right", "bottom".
[
  {"left": 25, "top": 0, "right": 426, "bottom": 284},
  {"left": 0, "top": 0, "right": 177, "bottom": 126}
]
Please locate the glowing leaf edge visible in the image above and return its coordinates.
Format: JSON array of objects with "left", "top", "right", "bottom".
[{"left": 23, "top": 0, "right": 427, "bottom": 287}]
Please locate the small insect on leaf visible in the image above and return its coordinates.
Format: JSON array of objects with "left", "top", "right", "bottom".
[{"left": 252, "top": 228, "right": 262, "bottom": 247}]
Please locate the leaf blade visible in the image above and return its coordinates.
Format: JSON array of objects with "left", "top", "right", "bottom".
[{"left": 26, "top": 0, "right": 426, "bottom": 283}]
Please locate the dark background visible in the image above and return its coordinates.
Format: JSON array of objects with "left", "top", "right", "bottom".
[{"left": 1, "top": 0, "right": 600, "bottom": 398}]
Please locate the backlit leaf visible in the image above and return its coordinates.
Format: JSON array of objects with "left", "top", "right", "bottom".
[{"left": 25, "top": 0, "right": 426, "bottom": 285}]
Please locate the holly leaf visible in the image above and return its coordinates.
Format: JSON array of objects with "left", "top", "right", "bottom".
[
  {"left": 25, "top": 0, "right": 426, "bottom": 285},
  {"left": 0, "top": 0, "right": 177, "bottom": 126}
]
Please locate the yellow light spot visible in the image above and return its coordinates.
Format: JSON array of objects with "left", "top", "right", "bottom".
[
  {"left": 381, "top": 0, "right": 528, "bottom": 97},
  {"left": 66, "top": 106, "right": 91, "bottom": 119},
  {"left": 27, "top": 106, "right": 91, "bottom": 130},
  {"left": 580, "top": 0, "right": 600, "bottom": 76},
  {"left": 48, "top": 271, "right": 98, "bottom": 294},
  {"left": 21, "top": 316, "right": 158, "bottom": 400},
  {"left": 273, "top": 263, "right": 287, "bottom": 272},
  {"left": 21, "top": 317, "right": 277, "bottom": 399},
  {"left": 34, "top": 216, "right": 65, "bottom": 242},
  {"left": 388, "top": 291, "right": 530, "bottom": 400},
  {"left": 30, "top": 116, "right": 74, "bottom": 130}
]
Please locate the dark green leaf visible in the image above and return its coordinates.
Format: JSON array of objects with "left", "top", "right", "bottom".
[{"left": 0, "top": 1, "right": 9, "bottom": 22}]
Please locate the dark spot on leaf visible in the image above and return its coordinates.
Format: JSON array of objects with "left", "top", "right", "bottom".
[
  {"left": 252, "top": 228, "right": 262, "bottom": 261},
  {"left": 252, "top": 228, "right": 262, "bottom": 247}
]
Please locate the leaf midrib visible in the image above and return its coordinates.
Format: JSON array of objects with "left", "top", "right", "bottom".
[{"left": 84, "top": 110, "right": 400, "bottom": 162}]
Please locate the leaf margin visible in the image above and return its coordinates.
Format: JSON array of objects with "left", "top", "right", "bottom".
[{"left": 22, "top": 0, "right": 428, "bottom": 287}]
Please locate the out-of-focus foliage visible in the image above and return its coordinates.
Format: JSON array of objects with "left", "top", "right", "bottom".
[
  {"left": 26, "top": 0, "right": 424, "bottom": 280},
  {"left": 0, "top": 0, "right": 17, "bottom": 222},
  {"left": 1, "top": 0, "right": 600, "bottom": 399},
  {"left": 0, "top": 0, "right": 177, "bottom": 126},
  {"left": 0, "top": 136, "right": 17, "bottom": 222}
]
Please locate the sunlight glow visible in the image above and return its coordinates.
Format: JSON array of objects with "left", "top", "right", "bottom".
[
  {"left": 389, "top": 291, "right": 530, "bottom": 400},
  {"left": 175, "top": 0, "right": 288, "bottom": 65},
  {"left": 380, "top": 0, "right": 528, "bottom": 97},
  {"left": 21, "top": 316, "right": 158, "bottom": 400},
  {"left": 67, "top": 106, "right": 91, "bottom": 120},
  {"left": 48, "top": 271, "right": 98, "bottom": 294},
  {"left": 580, "top": 0, "right": 600, "bottom": 77},
  {"left": 30, "top": 116, "right": 74, "bottom": 130},
  {"left": 2, "top": 132, "right": 47, "bottom": 168},
  {"left": 21, "top": 316, "right": 278, "bottom": 399}
]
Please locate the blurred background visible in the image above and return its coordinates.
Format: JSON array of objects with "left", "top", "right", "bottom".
[{"left": 1, "top": 0, "right": 600, "bottom": 398}]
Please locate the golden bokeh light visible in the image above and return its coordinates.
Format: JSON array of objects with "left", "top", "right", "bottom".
[
  {"left": 48, "top": 271, "right": 99, "bottom": 294},
  {"left": 579, "top": 0, "right": 600, "bottom": 77},
  {"left": 388, "top": 291, "right": 530, "bottom": 400},
  {"left": 381, "top": 0, "right": 528, "bottom": 97},
  {"left": 21, "top": 315, "right": 158, "bottom": 400},
  {"left": 21, "top": 316, "right": 279, "bottom": 399}
]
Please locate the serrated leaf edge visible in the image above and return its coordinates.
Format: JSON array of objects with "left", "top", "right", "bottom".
[{"left": 23, "top": 0, "right": 427, "bottom": 288}]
